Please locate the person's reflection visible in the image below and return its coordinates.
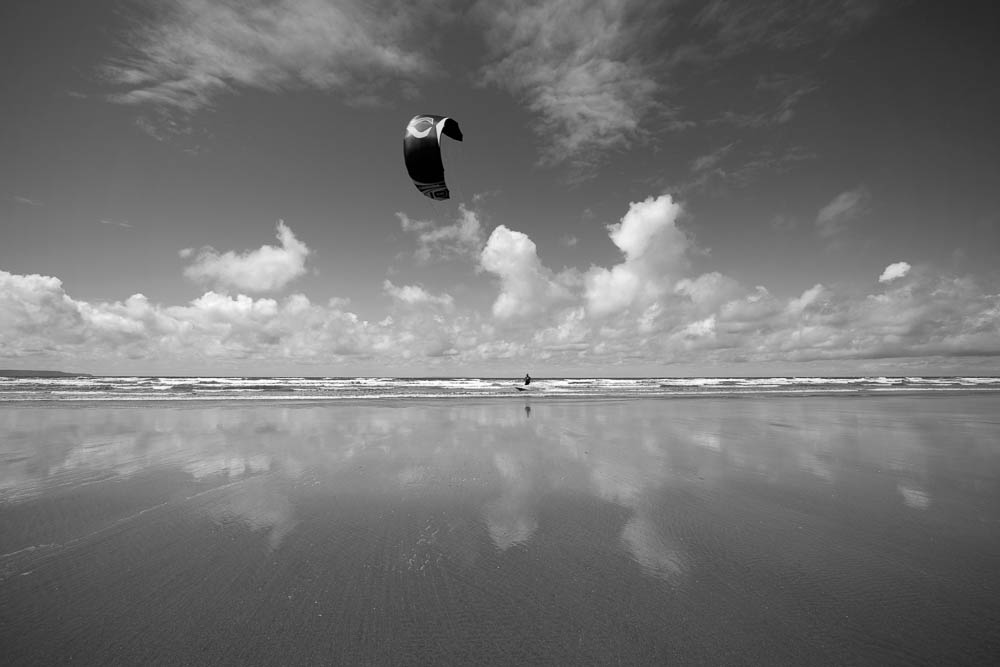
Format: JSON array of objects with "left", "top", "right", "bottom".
[{"left": 524, "top": 404, "right": 531, "bottom": 419}]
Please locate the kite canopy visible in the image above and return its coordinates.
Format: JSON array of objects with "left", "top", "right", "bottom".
[{"left": 403, "top": 114, "right": 463, "bottom": 200}]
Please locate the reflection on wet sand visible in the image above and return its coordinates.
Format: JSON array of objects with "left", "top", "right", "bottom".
[{"left": 2, "top": 396, "right": 1000, "bottom": 664}]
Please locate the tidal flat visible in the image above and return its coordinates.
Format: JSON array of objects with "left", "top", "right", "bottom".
[{"left": 2, "top": 395, "right": 999, "bottom": 664}]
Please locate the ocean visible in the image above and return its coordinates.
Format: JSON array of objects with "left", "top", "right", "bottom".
[{"left": 2, "top": 374, "right": 999, "bottom": 401}]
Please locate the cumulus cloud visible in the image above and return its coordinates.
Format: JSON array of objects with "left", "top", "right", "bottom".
[
  {"left": 480, "top": 226, "right": 574, "bottom": 321},
  {"left": 397, "top": 205, "right": 484, "bottom": 263},
  {"left": 3, "top": 195, "right": 1000, "bottom": 373},
  {"left": 383, "top": 280, "right": 454, "bottom": 309},
  {"left": 675, "top": 272, "right": 743, "bottom": 312},
  {"left": 182, "top": 220, "right": 310, "bottom": 293},
  {"left": 879, "top": 261, "right": 911, "bottom": 283},
  {"left": 0, "top": 270, "right": 375, "bottom": 366},
  {"left": 477, "top": 0, "right": 659, "bottom": 170},
  {"left": 584, "top": 195, "right": 689, "bottom": 317},
  {"left": 816, "top": 187, "right": 868, "bottom": 238}
]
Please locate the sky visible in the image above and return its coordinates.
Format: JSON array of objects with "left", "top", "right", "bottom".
[{"left": 1, "top": 0, "right": 999, "bottom": 377}]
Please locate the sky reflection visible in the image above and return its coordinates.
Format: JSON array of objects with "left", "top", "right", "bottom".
[{"left": 2, "top": 397, "right": 999, "bottom": 572}]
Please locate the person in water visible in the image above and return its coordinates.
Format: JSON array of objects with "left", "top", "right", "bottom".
[{"left": 524, "top": 373, "right": 531, "bottom": 386}]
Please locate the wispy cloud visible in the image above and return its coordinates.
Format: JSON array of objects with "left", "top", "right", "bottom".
[
  {"left": 713, "top": 74, "right": 818, "bottom": 128},
  {"left": 690, "top": 143, "right": 736, "bottom": 173},
  {"left": 731, "top": 146, "right": 815, "bottom": 188},
  {"left": 770, "top": 214, "right": 798, "bottom": 232},
  {"left": 9, "top": 195, "right": 43, "bottom": 207},
  {"left": 397, "top": 205, "right": 484, "bottom": 264},
  {"left": 103, "top": 0, "right": 444, "bottom": 136},
  {"left": 478, "top": 0, "right": 660, "bottom": 172},
  {"left": 695, "top": 0, "right": 883, "bottom": 52},
  {"left": 181, "top": 221, "right": 310, "bottom": 293},
  {"left": 652, "top": 0, "right": 885, "bottom": 134},
  {"left": 679, "top": 144, "right": 814, "bottom": 194},
  {"left": 815, "top": 186, "right": 869, "bottom": 239},
  {"left": 100, "top": 219, "right": 133, "bottom": 228}
]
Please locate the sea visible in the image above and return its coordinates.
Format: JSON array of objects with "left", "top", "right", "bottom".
[{"left": 2, "top": 375, "right": 998, "bottom": 401}]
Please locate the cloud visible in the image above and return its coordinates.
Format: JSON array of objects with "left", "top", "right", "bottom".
[
  {"left": 879, "top": 261, "right": 911, "bottom": 283},
  {"left": 397, "top": 205, "right": 484, "bottom": 263},
  {"left": 584, "top": 194, "right": 689, "bottom": 317},
  {"left": 691, "top": 143, "right": 736, "bottom": 173},
  {"left": 815, "top": 187, "right": 868, "bottom": 238},
  {"left": 770, "top": 214, "right": 798, "bottom": 232},
  {"left": 100, "top": 219, "right": 133, "bottom": 228},
  {"left": 695, "top": 0, "right": 883, "bottom": 52},
  {"left": 10, "top": 195, "right": 43, "bottom": 207},
  {"left": 4, "top": 196, "right": 1000, "bottom": 373},
  {"left": 383, "top": 280, "right": 454, "bottom": 309},
  {"left": 102, "top": 0, "right": 444, "bottom": 135},
  {"left": 679, "top": 145, "right": 815, "bottom": 194},
  {"left": 713, "top": 74, "right": 818, "bottom": 128},
  {"left": 182, "top": 220, "right": 310, "bottom": 293},
  {"left": 757, "top": 73, "right": 818, "bottom": 124},
  {"left": 479, "top": 225, "right": 574, "bottom": 321},
  {"left": 477, "top": 0, "right": 659, "bottom": 170},
  {"left": 675, "top": 272, "right": 744, "bottom": 312}
]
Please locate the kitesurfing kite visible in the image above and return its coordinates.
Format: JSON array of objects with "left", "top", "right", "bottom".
[{"left": 403, "top": 114, "right": 463, "bottom": 200}]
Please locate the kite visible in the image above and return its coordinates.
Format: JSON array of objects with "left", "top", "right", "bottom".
[{"left": 403, "top": 114, "right": 463, "bottom": 200}]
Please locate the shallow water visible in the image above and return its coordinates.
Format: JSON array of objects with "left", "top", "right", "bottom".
[{"left": 2, "top": 395, "right": 999, "bottom": 664}]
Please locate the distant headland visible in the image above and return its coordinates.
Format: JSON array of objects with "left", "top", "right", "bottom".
[{"left": 0, "top": 370, "right": 92, "bottom": 378}]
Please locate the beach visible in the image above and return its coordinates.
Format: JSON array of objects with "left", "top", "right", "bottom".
[{"left": 2, "top": 394, "right": 999, "bottom": 664}]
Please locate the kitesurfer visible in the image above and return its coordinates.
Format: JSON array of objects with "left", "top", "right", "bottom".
[{"left": 524, "top": 373, "right": 531, "bottom": 386}]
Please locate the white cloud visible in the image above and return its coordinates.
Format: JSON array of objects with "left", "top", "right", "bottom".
[
  {"left": 879, "top": 261, "right": 911, "bottom": 283},
  {"left": 584, "top": 194, "right": 689, "bottom": 317},
  {"left": 786, "top": 283, "right": 828, "bottom": 316},
  {"left": 478, "top": 0, "right": 658, "bottom": 170},
  {"left": 816, "top": 187, "right": 868, "bottom": 238},
  {"left": 397, "top": 205, "right": 484, "bottom": 263},
  {"left": 675, "top": 272, "right": 743, "bottom": 312},
  {"left": 4, "top": 196, "right": 1000, "bottom": 373},
  {"left": 383, "top": 280, "right": 454, "bottom": 309},
  {"left": 480, "top": 225, "right": 574, "bottom": 320},
  {"left": 182, "top": 220, "right": 310, "bottom": 293}
]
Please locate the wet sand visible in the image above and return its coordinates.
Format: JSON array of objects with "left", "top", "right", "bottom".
[{"left": 2, "top": 395, "right": 999, "bottom": 664}]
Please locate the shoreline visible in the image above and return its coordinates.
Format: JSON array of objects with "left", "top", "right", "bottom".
[{"left": 3, "top": 386, "right": 1000, "bottom": 406}]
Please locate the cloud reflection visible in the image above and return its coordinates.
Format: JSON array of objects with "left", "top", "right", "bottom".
[{"left": 4, "top": 397, "right": 993, "bottom": 580}]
